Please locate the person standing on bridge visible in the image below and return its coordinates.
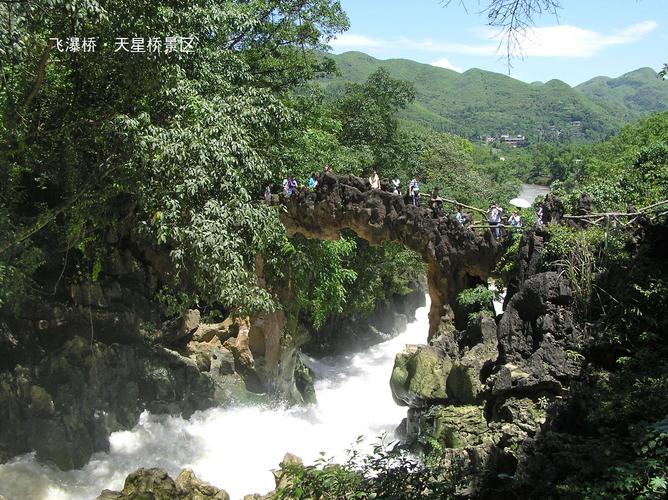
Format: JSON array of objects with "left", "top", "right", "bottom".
[
  {"left": 455, "top": 205, "right": 464, "bottom": 225},
  {"left": 536, "top": 205, "right": 544, "bottom": 225},
  {"left": 369, "top": 170, "right": 380, "bottom": 190},
  {"left": 391, "top": 177, "right": 401, "bottom": 195},
  {"left": 430, "top": 187, "right": 443, "bottom": 218},
  {"left": 308, "top": 173, "right": 318, "bottom": 190},
  {"left": 409, "top": 176, "right": 420, "bottom": 206},
  {"left": 288, "top": 175, "right": 298, "bottom": 196},
  {"left": 488, "top": 202, "right": 503, "bottom": 238}
]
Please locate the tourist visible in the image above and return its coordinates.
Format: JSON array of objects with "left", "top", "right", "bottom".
[
  {"left": 287, "top": 175, "right": 298, "bottom": 196},
  {"left": 308, "top": 172, "right": 318, "bottom": 190},
  {"left": 391, "top": 177, "right": 401, "bottom": 195},
  {"left": 488, "top": 202, "right": 503, "bottom": 238},
  {"left": 536, "top": 205, "right": 544, "bottom": 225},
  {"left": 409, "top": 176, "right": 420, "bottom": 206},
  {"left": 264, "top": 184, "right": 272, "bottom": 202},
  {"left": 430, "top": 187, "right": 443, "bottom": 218},
  {"left": 455, "top": 205, "right": 464, "bottom": 225},
  {"left": 282, "top": 176, "right": 289, "bottom": 196},
  {"left": 509, "top": 210, "right": 522, "bottom": 228},
  {"left": 368, "top": 169, "right": 380, "bottom": 190}
]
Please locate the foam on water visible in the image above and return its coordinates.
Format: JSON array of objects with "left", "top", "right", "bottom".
[{"left": 0, "top": 296, "right": 430, "bottom": 500}]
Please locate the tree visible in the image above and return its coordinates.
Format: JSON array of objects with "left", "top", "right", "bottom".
[
  {"left": 337, "top": 67, "right": 415, "bottom": 171},
  {"left": 0, "top": 0, "right": 349, "bottom": 313}
]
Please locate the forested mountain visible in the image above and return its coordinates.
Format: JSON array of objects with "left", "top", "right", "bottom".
[
  {"left": 320, "top": 51, "right": 664, "bottom": 142},
  {"left": 576, "top": 67, "right": 668, "bottom": 116}
]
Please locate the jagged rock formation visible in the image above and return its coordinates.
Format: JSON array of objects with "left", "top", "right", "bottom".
[
  {"left": 97, "top": 468, "right": 230, "bottom": 499},
  {"left": 389, "top": 227, "right": 589, "bottom": 494},
  {"left": 275, "top": 172, "right": 503, "bottom": 340}
]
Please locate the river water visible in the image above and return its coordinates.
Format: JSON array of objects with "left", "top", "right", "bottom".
[
  {"left": 518, "top": 183, "right": 550, "bottom": 205},
  {"left": 0, "top": 297, "right": 430, "bottom": 500}
]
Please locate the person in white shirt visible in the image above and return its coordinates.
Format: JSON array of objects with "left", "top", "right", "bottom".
[
  {"left": 369, "top": 170, "right": 380, "bottom": 190},
  {"left": 488, "top": 202, "right": 503, "bottom": 238},
  {"left": 409, "top": 176, "right": 420, "bottom": 206}
]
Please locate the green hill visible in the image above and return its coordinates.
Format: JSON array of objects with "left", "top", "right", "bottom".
[
  {"left": 320, "top": 52, "right": 652, "bottom": 142},
  {"left": 576, "top": 67, "right": 668, "bottom": 117}
]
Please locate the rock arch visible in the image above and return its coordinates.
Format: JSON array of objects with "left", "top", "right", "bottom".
[{"left": 274, "top": 172, "right": 504, "bottom": 340}]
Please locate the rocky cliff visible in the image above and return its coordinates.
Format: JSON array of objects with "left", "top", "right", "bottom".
[{"left": 389, "top": 226, "right": 590, "bottom": 495}]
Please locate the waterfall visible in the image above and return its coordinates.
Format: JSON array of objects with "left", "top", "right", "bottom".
[{"left": 0, "top": 296, "right": 430, "bottom": 500}]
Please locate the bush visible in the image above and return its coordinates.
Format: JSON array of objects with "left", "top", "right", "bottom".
[{"left": 273, "top": 434, "right": 470, "bottom": 499}]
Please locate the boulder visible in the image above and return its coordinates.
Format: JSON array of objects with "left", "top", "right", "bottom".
[
  {"left": 97, "top": 468, "right": 230, "bottom": 499},
  {"left": 446, "top": 316, "right": 498, "bottom": 404},
  {"left": 273, "top": 452, "right": 304, "bottom": 491},
  {"left": 226, "top": 332, "right": 255, "bottom": 372},
  {"left": 391, "top": 345, "right": 452, "bottom": 408},
  {"left": 175, "top": 469, "right": 231, "bottom": 500},
  {"left": 419, "top": 404, "right": 492, "bottom": 449},
  {"left": 193, "top": 316, "right": 247, "bottom": 343}
]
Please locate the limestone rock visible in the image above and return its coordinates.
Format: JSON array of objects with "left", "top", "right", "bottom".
[
  {"left": 273, "top": 453, "right": 304, "bottom": 491},
  {"left": 391, "top": 345, "right": 452, "bottom": 408},
  {"left": 446, "top": 316, "right": 498, "bottom": 404},
  {"left": 275, "top": 171, "right": 503, "bottom": 340},
  {"left": 97, "top": 468, "right": 230, "bottom": 499},
  {"left": 0, "top": 337, "right": 227, "bottom": 470},
  {"left": 419, "top": 404, "right": 492, "bottom": 449},
  {"left": 227, "top": 332, "right": 255, "bottom": 371},
  {"left": 193, "top": 316, "right": 247, "bottom": 343},
  {"left": 494, "top": 271, "right": 583, "bottom": 397},
  {"left": 175, "top": 469, "right": 231, "bottom": 500}
]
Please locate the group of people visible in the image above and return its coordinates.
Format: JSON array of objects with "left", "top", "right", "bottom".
[
  {"left": 265, "top": 166, "right": 334, "bottom": 201},
  {"left": 269, "top": 168, "right": 545, "bottom": 240},
  {"left": 487, "top": 202, "right": 545, "bottom": 238},
  {"left": 367, "top": 171, "right": 422, "bottom": 207}
]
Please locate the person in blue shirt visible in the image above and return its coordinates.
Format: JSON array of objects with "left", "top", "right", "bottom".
[
  {"left": 455, "top": 205, "right": 464, "bottom": 225},
  {"left": 307, "top": 173, "right": 318, "bottom": 190}
]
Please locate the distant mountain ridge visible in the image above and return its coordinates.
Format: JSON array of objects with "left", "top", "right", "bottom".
[
  {"left": 576, "top": 67, "right": 668, "bottom": 116},
  {"left": 321, "top": 52, "right": 668, "bottom": 142}
]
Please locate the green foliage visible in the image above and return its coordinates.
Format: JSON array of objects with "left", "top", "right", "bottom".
[
  {"left": 0, "top": 0, "right": 349, "bottom": 313},
  {"left": 340, "top": 240, "right": 424, "bottom": 318},
  {"left": 273, "top": 434, "right": 470, "bottom": 499},
  {"left": 552, "top": 111, "right": 668, "bottom": 213},
  {"left": 543, "top": 225, "right": 627, "bottom": 317},
  {"left": 495, "top": 233, "right": 522, "bottom": 283},
  {"left": 457, "top": 285, "right": 498, "bottom": 323},
  {"left": 336, "top": 67, "right": 416, "bottom": 171}
]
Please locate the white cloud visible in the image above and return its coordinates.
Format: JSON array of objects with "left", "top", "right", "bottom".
[
  {"left": 487, "top": 20, "right": 659, "bottom": 57},
  {"left": 430, "top": 58, "right": 463, "bottom": 72},
  {"left": 330, "top": 32, "right": 495, "bottom": 56},
  {"left": 331, "top": 33, "right": 386, "bottom": 50},
  {"left": 330, "top": 20, "right": 658, "bottom": 59}
]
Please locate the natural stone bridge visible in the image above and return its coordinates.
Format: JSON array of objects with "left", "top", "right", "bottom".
[{"left": 272, "top": 171, "right": 504, "bottom": 340}]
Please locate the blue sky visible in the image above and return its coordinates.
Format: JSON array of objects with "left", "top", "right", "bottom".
[{"left": 329, "top": 0, "right": 668, "bottom": 85}]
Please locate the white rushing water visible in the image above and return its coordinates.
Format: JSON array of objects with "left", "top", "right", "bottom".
[{"left": 0, "top": 296, "right": 430, "bottom": 500}]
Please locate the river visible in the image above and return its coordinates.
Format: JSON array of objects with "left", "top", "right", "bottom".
[
  {"left": 518, "top": 183, "right": 550, "bottom": 205},
  {"left": 0, "top": 297, "right": 430, "bottom": 500}
]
